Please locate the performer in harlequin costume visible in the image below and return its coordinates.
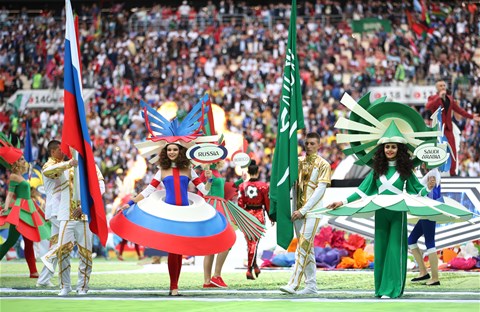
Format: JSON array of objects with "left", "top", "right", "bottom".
[
  {"left": 326, "top": 93, "right": 473, "bottom": 299},
  {"left": 110, "top": 99, "right": 236, "bottom": 296},
  {"left": 238, "top": 160, "right": 272, "bottom": 280},
  {"left": 199, "top": 160, "right": 266, "bottom": 288},
  {"left": 425, "top": 80, "right": 480, "bottom": 176},
  {"left": 0, "top": 132, "right": 50, "bottom": 278}
]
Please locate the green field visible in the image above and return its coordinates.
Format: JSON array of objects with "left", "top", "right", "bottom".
[{"left": 1, "top": 259, "right": 479, "bottom": 311}]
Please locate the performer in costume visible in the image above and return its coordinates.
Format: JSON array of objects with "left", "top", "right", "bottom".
[
  {"left": 117, "top": 239, "right": 145, "bottom": 261},
  {"left": 40, "top": 156, "right": 105, "bottom": 296},
  {"left": 279, "top": 132, "right": 331, "bottom": 295},
  {"left": 425, "top": 80, "right": 480, "bottom": 176},
  {"left": 110, "top": 99, "right": 236, "bottom": 296},
  {"left": 408, "top": 168, "right": 441, "bottom": 286},
  {"left": 200, "top": 160, "right": 266, "bottom": 288},
  {"left": 37, "top": 140, "right": 72, "bottom": 287},
  {"left": 326, "top": 93, "right": 473, "bottom": 299},
  {"left": 0, "top": 132, "right": 50, "bottom": 278},
  {"left": 238, "top": 160, "right": 272, "bottom": 280}
]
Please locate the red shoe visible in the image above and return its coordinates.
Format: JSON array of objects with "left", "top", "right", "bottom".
[
  {"left": 210, "top": 276, "right": 228, "bottom": 288},
  {"left": 203, "top": 282, "right": 218, "bottom": 288},
  {"left": 138, "top": 256, "right": 146, "bottom": 260},
  {"left": 117, "top": 255, "right": 124, "bottom": 261},
  {"left": 246, "top": 270, "right": 255, "bottom": 280},
  {"left": 30, "top": 272, "right": 39, "bottom": 279},
  {"left": 254, "top": 265, "right": 261, "bottom": 277}
]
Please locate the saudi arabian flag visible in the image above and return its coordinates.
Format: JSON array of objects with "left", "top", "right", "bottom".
[{"left": 269, "top": 0, "right": 304, "bottom": 250}]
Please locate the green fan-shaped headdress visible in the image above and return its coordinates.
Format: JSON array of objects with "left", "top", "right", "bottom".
[{"left": 335, "top": 93, "right": 440, "bottom": 168}]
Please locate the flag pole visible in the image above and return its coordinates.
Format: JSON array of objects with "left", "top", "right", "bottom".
[{"left": 268, "top": 0, "right": 305, "bottom": 249}]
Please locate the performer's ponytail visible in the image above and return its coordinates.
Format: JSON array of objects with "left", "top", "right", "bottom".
[{"left": 247, "top": 160, "right": 258, "bottom": 176}]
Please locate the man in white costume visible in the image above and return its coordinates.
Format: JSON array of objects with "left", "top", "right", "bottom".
[
  {"left": 280, "top": 132, "right": 331, "bottom": 295},
  {"left": 41, "top": 149, "right": 105, "bottom": 296}
]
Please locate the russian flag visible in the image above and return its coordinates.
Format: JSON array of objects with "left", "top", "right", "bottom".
[{"left": 61, "top": 0, "right": 107, "bottom": 245}]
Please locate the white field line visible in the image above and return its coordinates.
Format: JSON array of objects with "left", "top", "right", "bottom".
[
  {"left": 0, "top": 296, "right": 479, "bottom": 303},
  {"left": 1, "top": 288, "right": 479, "bottom": 296}
]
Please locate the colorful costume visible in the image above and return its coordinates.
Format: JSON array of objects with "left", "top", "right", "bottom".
[
  {"left": 110, "top": 97, "right": 236, "bottom": 293},
  {"left": 0, "top": 133, "right": 50, "bottom": 277},
  {"left": 327, "top": 93, "right": 473, "bottom": 298},
  {"left": 426, "top": 93, "right": 474, "bottom": 176},
  {"left": 0, "top": 180, "right": 50, "bottom": 243},
  {"left": 281, "top": 154, "right": 331, "bottom": 294},
  {"left": 111, "top": 168, "right": 235, "bottom": 255},
  {"left": 200, "top": 169, "right": 266, "bottom": 242},
  {"left": 238, "top": 178, "right": 271, "bottom": 274}
]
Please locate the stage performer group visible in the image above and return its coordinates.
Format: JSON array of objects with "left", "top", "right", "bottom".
[{"left": 0, "top": 90, "right": 476, "bottom": 299}]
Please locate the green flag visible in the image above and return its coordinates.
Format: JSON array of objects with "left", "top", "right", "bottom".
[{"left": 269, "top": 0, "right": 305, "bottom": 250}]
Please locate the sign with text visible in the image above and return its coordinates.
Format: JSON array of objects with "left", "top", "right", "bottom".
[
  {"left": 368, "top": 86, "right": 437, "bottom": 105},
  {"left": 7, "top": 89, "right": 95, "bottom": 109},
  {"left": 351, "top": 18, "right": 392, "bottom": 33},
  {"left": 187, "top": 143, "right": 228, "bottom": 164},
  {"left": 414, "top": 143, "right": 449, "bottom": 167},
  {"left": 231, "top": 151, "right": 251, "bottom": 168}
]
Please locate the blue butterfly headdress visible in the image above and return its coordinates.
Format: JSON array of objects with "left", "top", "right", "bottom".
[{"left": 135, "top": 94, "right": 221, "bottom": 164}]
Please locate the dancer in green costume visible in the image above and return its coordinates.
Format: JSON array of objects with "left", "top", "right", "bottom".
[
  {"left": 326, "top": 93, "right": 473, "bottom": 298},
  {"left": 0, "top": 133, "right": 50, "bottom": 277}
]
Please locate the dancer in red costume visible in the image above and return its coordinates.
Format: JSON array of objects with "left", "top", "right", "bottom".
[
  {"left": 238, "top": 160, "right": 273, "bottom": 280},
  {"left": 426, "top": 80, "right": 480, "bottom": 176},
  {"left": 0, "top": 132, "right": 50, "bottom": 278}
]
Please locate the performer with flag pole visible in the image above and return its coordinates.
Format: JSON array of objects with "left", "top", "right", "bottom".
[
  {"left": 279, "top": 132, "right": 331, "bottom": 295},
  {"left": 39, "top": 0, "right": 108, "bottom": 296},
  {"left": 272, "top": 0, "right": 333, "bottom": 296},
  {"left": 326, "top": 93, "right": 473, "bottom": 299},
  {"left": 61, "top": 0, "right": 108, "bottom": 247},
  {"left": 0, "top": 132, "right": 50, "bottom": 278},
  {"left": 111, "top": 98, "right": 236, "bottom": 296}
]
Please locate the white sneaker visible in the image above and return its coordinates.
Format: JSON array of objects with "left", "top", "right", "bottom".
[
  {"left": 58, "top": 287, "right": 72, "bottom": 296},
  {"left": 296, "top": 288, "right": 318, "bottom": 295},
  {"left": 380, "top": 295, "right": 391, "bottom": 299},
  {"left": 41, "top": 255, "right": 54, "bottom": 273},
  {"left": 36, "top": 281, "right": 55, "bottom": 287},
  {"left": 77, "top": 289, "right": 88, "bottom": 295},
  {"left": 279, "top": 285, "right": 297, "bottom": 294}
]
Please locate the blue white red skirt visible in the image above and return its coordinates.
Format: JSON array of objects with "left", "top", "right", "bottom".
[{"left": 110, "top": 191, "right": 236, "bottom": 255}]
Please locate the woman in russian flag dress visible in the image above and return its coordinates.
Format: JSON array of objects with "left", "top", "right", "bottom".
[
  {"left": 111, "top": 99, "right": 236, "bottom": 296},
  {"left": 0, "top": 133, "right": 50, "bottom": 277}
]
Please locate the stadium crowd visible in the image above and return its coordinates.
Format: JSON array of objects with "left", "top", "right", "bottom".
[{"left": 0, "top": 0, "right": 479, "bottom": 208}]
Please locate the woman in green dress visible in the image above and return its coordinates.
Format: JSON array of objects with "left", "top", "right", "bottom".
[
  {"left": 0, "top": 134, "right": 50, "bottom": 277},
  {"left": 327, "top": 121, "right": 472, "bottom": 298},
  {"left": 329, "top": 141, "right": 435, "bottom": 298}
]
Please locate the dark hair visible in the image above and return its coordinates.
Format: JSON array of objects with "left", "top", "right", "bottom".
[
  {"left": 247, "top": 160, "right": 258, "bottom": 176},
  {"left": 305, "top": 132, "right": 321, "bottom": 141},
  {"left": 373, "top": 143, "right": 413, "bottom": 180},
  {"left": 158, "top": 144, "right": 190, "bottom": 170},
  {"left": 47, "top": 140, "right": 61, "bottom": 156}
]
